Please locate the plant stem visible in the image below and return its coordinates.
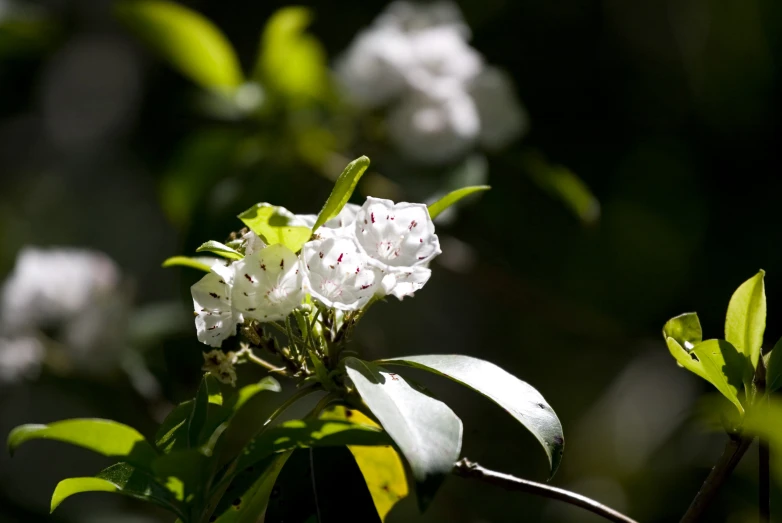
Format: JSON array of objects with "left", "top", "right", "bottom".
[
  {"left": 680, "top": 435, "right": 753, "bottom": 523},
  {"left": 452, "top": 458, "right": 639, "bottom": 523},
  {"left": 238, "top": 347, "right": 288, "bottom": 374}
]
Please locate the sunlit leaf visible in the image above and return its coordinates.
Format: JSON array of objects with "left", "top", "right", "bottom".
[
  {"left": 51, "top": 463, "right": 184, "bottom": 518},
  {"left": 344, "top": 357, "right": 462, "bottom": 510},
  {"left": 152, "top": 449, "right": 208, "bottom": 503},
  {"left": 521, "top": 150, "right": 600, "bottom": 225},
  {"left": 8, "top": 419, "right": 157, "bottom": 470},
  {"left": 662, "top": 312, "right": 703, "bottom": 350},
  {"left": 312, "top": 156, "right": 370, "bottom": 232},
  {"left": 766, "top": 338, "right": 782, "bottom": 394},
  {"left": 255, "top": 7, "right": 328, "bottom": 104},
  {"left": 238, "top": 204, "right": 311, "bottom": 253},
  {"left": 235, "top": 418, "right": 390, "bottom": 474},
  {"left": 196, "top": 241, "right": 243, "bottom": 260},
  {"left": 743, "top": 399, "right": 782, "bottom": 487},
  {"left": 211, "top": 452, "right": 291, "bottom": 523},
  {"left": 725, "top": 270, "right": 766, "bottom": 370},
  {"left": 666, "top": 338, "right": 749, "bottom": 414},
  {"left": 116, "top": 0, "right": 242, "bottom": 92},
  {"left": 428, "top": 186, "right": 490, "bottom": 220},
  {"left": 322, "top": 406, "right": 409, "bottom": 521},
  {"left": 380, "top": 354, "right": 564, "bottom": 476},
  {"left": 161, "top": 256, "right": 213, "bottom": 272}
]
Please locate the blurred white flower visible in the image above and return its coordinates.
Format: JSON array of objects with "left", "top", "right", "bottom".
[
  {"left": 0, "top": 336, "right": 44, "bottom": 384},
  {"left": 336, "top": 1, "right": 525, "bottom": 164},
  {"left": 0, "top": 247, "right": 121, "bottom": 333}
]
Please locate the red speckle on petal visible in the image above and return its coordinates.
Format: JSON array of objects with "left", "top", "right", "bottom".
[
  {"left": 419, "top": 238, "right": 423, "bottom": 243},
  {"left": 337, "top": 253, "right": 344, "bottom": 263},
  {"left": 279, "top": 259, "right": 284, "bottom": 268},
  {"left": 355, "top": 267, "right": 360, "bottom": 274},
  {"left": 371, "top": 213, "right": 376, "bottom": 223},
  {"left": 244, "top": 274, "right": 253, "bottom": 282},
  {"left": 318, "top": 252, "right": 324, "bottom": 259},
  {"left": 360, "top": 284, "right": 372, "bottom": 290},
  {"left": 409, "top": 220, "right": 417, "bottom": 230},
  {"left": 418, "top": 256, "right": 426, "bottom": 260}
]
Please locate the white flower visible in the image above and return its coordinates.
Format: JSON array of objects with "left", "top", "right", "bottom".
[
  {"left": 404, "top": 26, "right": 483, "bottom": 92},
  {"left": 232, "top": 244, "right": 304, "bottom": 323},
  {"left": 0, "top": 247, "right": 121, "bottom": 333},
  {"left": 0, "top": 336, "right": 45, "bottom": 385},
  {"left": 388, "top": 85, "right": 480, "bottom": 164},
  {"left": 355, "top": 197, "right": 440, "bottom": 267},
  {"left": 377, "top": 1, "right": 470, "bottom": 37},
  {"left": 334, "top": 25, "right": 414, "bottom": 108},
  {"left": 301, "top": 235, "right": 382, "bottom": 310},
  {"left": 191, "top": 267, "right": 238, "bottom": 348},
  {"left": 470, "top": 67, "right": 528, "bottom": 150},
  {"left": 241, "top": 231, "right": 267, "bottom": 256},
  {"left": 380, "top": 266, "right": 433, "bottom": 300}
]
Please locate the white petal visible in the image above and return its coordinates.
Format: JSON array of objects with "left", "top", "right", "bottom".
[
  {"left": 294, "top": 214, "right": 317, "bottom": 228},
  {"left": 192, "top": 272, "right": 236, "bottom": 347},
  {"left": 210, "top": 259, "right": 235, "bottom": 285},
  {"left": 383, "top": 266, "right": 432, "bottom": 300},
  {"left": 302, "top": 235, "right": 382, "bottom": 311},
  {"left": 387, "top": 87, "right": 479, "bottom": 164},
  {"left": 242, "top": 231, "right": 267, "bottom": 256},
  {"left": 232, "top": 244, "right": 304, "bottom": 322},
  {"left": 324, "top": 203, "right": 361, "bottom": 229},
  {"left": 354, "top": 197, "right": 441, "bottom": 268}
]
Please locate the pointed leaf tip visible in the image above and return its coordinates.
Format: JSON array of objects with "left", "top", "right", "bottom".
[{"left": 312, "top": 156, "right": 370, "bottom": 232}]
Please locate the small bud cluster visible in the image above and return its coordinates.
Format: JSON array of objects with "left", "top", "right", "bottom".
[{"left": 191, "top": 197, "right": 440, "bottom": 349}]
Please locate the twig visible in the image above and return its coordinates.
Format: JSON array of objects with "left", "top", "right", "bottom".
[
  {"left": 452, "top": 458, "right": 639, "bottom": 523},
  {"left": 680, "top": 436, "right": 753, "bottom": 523}
]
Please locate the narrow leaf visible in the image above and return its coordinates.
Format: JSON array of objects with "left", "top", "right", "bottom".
[
  {"left": 116, "top": 0, "right": 243, "bottom": 92},
  {"left": 344, "top": 357, "right": 462, "bottom": 510},
  {"left": 196, "top": 240, "right": 243, "bottom": 260},
  {"left": 238, "top": 204, "right": 311, "bottom": 253},
  {"left": 725, "top": 270, "right": 766, "bottom": 369},
  {"left": 766, "top": 338, "right": 782, "bottom": 394},
  {"left": 51, "top": 463, "right": 184, "bottom": 517},
  {"left": 428, "top": 185, "right": 490, "bottom": 219},
  {"left": 211, "top": 452, "right": 291, "bottom": 523},
  {"left": 188, "top": 374, "right": 224, "bottom": 447},
  {"left": 161, "top": 256, "right": 213, "bottom": 272},
  {"left": 155, "top": 401, "right": 193, "bottom": 453},
  {"left": 662, "top": 312, "right": 703, "bottom": 350},
  {"left": 312, "top": 156, "right": 370, "bottom": 232},
  {"left": 8, "top": 419, "right": 157, "bottom": 470},
  {"left": 380, "top": 354, "right": 564, "bottom": 476}
]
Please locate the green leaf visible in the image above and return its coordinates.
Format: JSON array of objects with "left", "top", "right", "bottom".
[
  {"left": 8, "top": 419, "right": 157, "bottom": 470},
  {"left": 188, "top": 374, "right": 224, "bottom": 448},
  {"left": 343, "top": 357, "right": 462, "bottom": 510},
  {"left": 161, "top": 256, "right": 213, "bottom": 272},
  {"left": 235, "top": 418, "right": 390, "bottom": 474},
  {"left": 255, "top": 7, "right": 328, "bottom": 104},
  {"left": 666, "top": 338, "right": 749, "bottom": 414},
  {"left": 725, "top": 270, "right": 766, "bottom": 369},
  {"left": 204, "top": 377, "right": 282, "bottom": 455},
  {"left": 766, "top": 338, "right": 782, "bottom": 394},
  {"left": 308, "top": 350, "right": 335, "bottom": 391},
  {"left": 156, "top": 401, "right": 193, "bottom": 453},
  {"left": 51, "top": 463, "right": 184, "bottom": 518},
  {"left": 238, "top": 204, "right": 311, "bottom": 253},
  {"left": 115, "top": 0, "right": 242, "bottom": 92},
  {"left": 380, "top": 354, "right": 564, "bottom": 477},
  {"left": 152, "top": 449, "right": 208, "bottom": 504},
  {"left": 520, "top": 150, "right": 600, "bottom": 225},
  {"left": 211, "top": 452, "right": 292, "bottom": 523},
  {"left": 428, "top": 186, "right": 490, "bottom": 220},
  {"left": 321, "top": 406, "right": 408, "bottom": 521},
  {"left": 662, "top": 312, "right": 703, "bottom": 350},
  {"left": 312, "top": 156, "right": 371, "bottom": 232},
  {"left": 196, "top": 241, "right": 243, "bottom": 260}
]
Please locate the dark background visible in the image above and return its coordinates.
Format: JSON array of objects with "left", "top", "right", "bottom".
[{"left": 1, "top": 0, "right": 781, "bottom": 521}]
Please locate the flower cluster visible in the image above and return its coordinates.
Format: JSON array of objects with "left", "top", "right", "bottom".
[
  {"left": 191, "top": 197, "right": 441, "bottom": 348},
  {"left": 335, "top": 1, "right": 527, "bottom": 164}
]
